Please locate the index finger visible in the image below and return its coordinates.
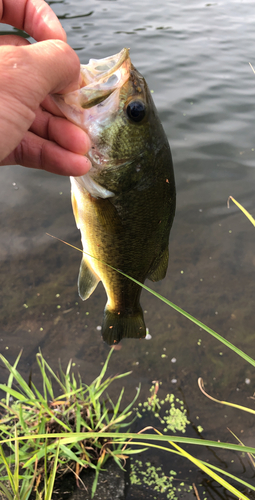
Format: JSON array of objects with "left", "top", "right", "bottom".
[{"left": 0, "top": 0, "right": 66, "bottom": 42}]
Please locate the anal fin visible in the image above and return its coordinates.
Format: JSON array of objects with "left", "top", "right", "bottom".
[
  {"left": 147, "top": 247, "right": 169, "bottom": 282},
  {"left": 78, "top": 257, "right": 100, "bottom": 300}
]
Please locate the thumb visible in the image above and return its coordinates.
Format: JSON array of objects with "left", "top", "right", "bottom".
[
  {"left": 2, "top": 40, "right": 81, "bottom": 109},
  {"left": 0, "top": 40, "right": 81, "bottom": 161}
]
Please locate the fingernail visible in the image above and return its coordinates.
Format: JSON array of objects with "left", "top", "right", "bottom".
[{"left": 81, "top": 156, "right": 92, "bottom": 173}]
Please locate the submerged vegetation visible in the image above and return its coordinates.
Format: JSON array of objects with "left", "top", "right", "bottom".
[{"left": 0, "top": 197, "right": 254, "bottom": 499}]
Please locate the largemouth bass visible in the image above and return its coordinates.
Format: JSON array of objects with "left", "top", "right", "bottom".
[{"left": 53, "top": 48, "right": 175, "bottom": 345}]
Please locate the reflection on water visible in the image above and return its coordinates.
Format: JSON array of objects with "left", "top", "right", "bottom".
[{"left": 1, "top": 0, "right": 255, "bottom": 498}]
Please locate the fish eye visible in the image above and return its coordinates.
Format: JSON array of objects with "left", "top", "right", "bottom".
[{"left": 126, "top": 100, "right": 146, "bottom": 123}]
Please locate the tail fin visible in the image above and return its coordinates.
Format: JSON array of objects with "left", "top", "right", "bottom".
[{"left": 102, "top": 305, "right": 146, "bottom": 345}]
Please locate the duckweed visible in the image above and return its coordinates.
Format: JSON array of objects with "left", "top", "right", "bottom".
[{"left": 130, "top": 459, "right": 193, "bottom": 499}]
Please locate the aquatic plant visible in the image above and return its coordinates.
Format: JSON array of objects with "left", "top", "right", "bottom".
[
  {"left": 130, "top": 459, "right": 193, "bottom": 499},
  {"left": 135, "top": 383, "right": 190, "bottom": 434}
]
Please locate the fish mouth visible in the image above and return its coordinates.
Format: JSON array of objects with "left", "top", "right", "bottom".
[
  {"left": 80, "top": 48, "right": 130, "bottom": 86},
  {"left": 51, "top": 49, "right": 135, "bottom": 176},
  {"left": 54, "top": 48, "right": 131, "bottom": 111}
]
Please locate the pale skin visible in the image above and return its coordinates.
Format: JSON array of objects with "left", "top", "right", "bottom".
[{"left": 0, "top": 0, "right": 92, "bottom": 176}]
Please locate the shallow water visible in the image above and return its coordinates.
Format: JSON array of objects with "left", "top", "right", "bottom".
[{"left": 0, "top": 0, "right": 255, "bottom": 498}]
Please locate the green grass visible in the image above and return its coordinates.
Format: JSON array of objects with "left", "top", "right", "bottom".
[
  {"left": 0, "top": 348, "right": 141, "bottom": 499},
  {"left": 0, "top": 348, "right": 254, "bottom": 500}
]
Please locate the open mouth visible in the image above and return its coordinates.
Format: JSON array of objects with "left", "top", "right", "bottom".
[
  {"left": 53, "top": 48, "right": 131, "bottom": 111},
  {"left": 80, "top": 48, "right": 130, "bottom": 87}
]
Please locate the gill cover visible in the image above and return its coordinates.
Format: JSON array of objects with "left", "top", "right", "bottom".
[{"left": 52, "top": 48, "right": 132, "bottom": 199}]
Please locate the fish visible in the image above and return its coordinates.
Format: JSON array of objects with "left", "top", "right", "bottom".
[{"left": 52, "top": 48, "right": 176, "bottom": 345}]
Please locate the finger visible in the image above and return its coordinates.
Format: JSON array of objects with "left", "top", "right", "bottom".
[
  {"left": 6, "top": 41, "right": 81, "bottom": 106},
  {"left": 0, "top": 41, "right": 81, "bottom": 162},
  {"left": 0, "top": 131, "right": 92, "bottom": 176},
  {"left": 41, "top": 95, "right": 67, "bottom": 119},
  {"left": 0, "top": 34, "right": 30, "bottom": 46},
  {"left": 0, "top": 0, "right": 66, "bottom": 42},
  {"left": 28, "top": 41, "right": 82, "bottom": 95},
  {"left": 30, "top": 108, "right": 91, "bottom": 155}
]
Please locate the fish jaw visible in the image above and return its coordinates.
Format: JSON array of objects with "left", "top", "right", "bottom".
[
  {"left": 79, "top": 48, "right": 131, "bottom": 86},
  {"left": 51, "top": 48, "right": 131, "bottom": 131},
  {"left": 51, "top": 48, "right": 133, "bottom": 175}
]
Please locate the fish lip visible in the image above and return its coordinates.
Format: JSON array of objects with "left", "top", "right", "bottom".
[
  {"left": 80, "top": 48, "right": 130, "bottom": 87},
  {"left": 52, "top": 48, "right": 131, "bottom": 112}
]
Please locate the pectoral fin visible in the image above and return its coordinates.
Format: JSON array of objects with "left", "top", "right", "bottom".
[
  {"left": 90, "top": 196, "right": 123, "bottom": 233},
  {"left": 147, "top": 247, "right": 169, "bottom": 282},
  {"left": 78, "top": 258, "right": 100, "bottom": 300}
]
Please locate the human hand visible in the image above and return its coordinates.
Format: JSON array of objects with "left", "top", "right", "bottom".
[{"left": 0, "top": 0, "right": 91, "bottom": 176}]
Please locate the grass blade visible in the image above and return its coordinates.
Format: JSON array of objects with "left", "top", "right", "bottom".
[
  {"left": 46, "top": 234, "right": 255, "bottom": 367},
  {"left": 228, "top": 196, "right": 255, "bottom": 227},
  {"left": 0, "top": 444, "right": 15, "bottom": 493},
  {"left": 0, "top": 354, "right": 36, "bottom": 400},
  {"left": 14, "top": 426, "right": 19, "bottom": 494},
  {"left": 0, "top": 481, "right": 13, "bottom": 500},
  {"left": 45, "top": 440, "right": 60, "bottom": 500},
  {"left": 1, "top": 431, "right": 255, "bottom": 455},
  {"left": 36, "top": 354, "right": 54, "bottom": 401},
  {"left": 169, "top": 439, "right": 250, "bottom": 500},
  {"left": 0, "top": 384, "right": 30, "bottom": 403},
  {"left": 5, "top": 351, "right": 22, "bottom": 408},
  {"left": 94, "top": 348, "right": 114, "bottom": 389},
  {"left": 198, "top": 378, "right": 255, "bottom": 414}
]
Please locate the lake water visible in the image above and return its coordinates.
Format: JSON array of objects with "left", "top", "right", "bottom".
[{"left": 0, "top": 0, "right": 255, "bottom": 498}]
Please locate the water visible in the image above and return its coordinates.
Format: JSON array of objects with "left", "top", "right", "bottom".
[{"left": 0, "top": 0, "right": 255, "bottom": 498}]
